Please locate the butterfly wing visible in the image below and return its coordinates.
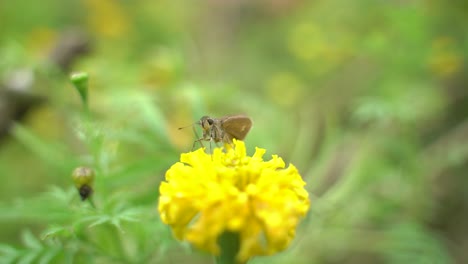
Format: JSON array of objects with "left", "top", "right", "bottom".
[{"left": 221, "top": 115, "right": 252, "bottom": 141}]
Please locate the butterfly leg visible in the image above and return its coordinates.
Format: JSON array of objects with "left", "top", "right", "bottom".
[{"left": 192, "top": 137, "right": 206, "bottom": 151}]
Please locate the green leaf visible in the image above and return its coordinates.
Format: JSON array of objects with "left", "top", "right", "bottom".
[
  {"left": 38, "top": 248, "right": 60, "bottom": 264},
  {"left": 382, "top": 222, "right": 453, "bottom": 264},
  {"left": 0, "top": 244, "right": 19, "bottom": 264},
  {"left": 17, "top": 251, "right": 40, "bottom": 264},
  {"left": 109, "top": 91, "right": 169, "bottom": 141},
  {"left": 22, "top": 230, "right": 42, "bottom": 250},
  {"left": 12, "top": 124, "right": 75, "bottom": 172},
  {"left": 41, "top": 225, "right": 70, "bottom": 240}
]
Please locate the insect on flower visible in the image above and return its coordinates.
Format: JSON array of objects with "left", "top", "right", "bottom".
[
  {"left": 158, "top": 140, "right": 310, "bottom": 262},
  {"left": 179, "top": 115, "right": 253, "bottom": 150}
]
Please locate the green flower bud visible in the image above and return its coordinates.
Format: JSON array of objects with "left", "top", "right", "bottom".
[
  {"left": 70, "top": 72, "right": 89, "bottom": 108},
  {"left": 72, "top": 166, "right": 95, "bottom": 201}
]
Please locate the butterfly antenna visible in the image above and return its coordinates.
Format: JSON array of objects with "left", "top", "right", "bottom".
[
  {"left": 179, "top": 121, "right": 204, "bottom": 151},
  {"left": 178, "top": 124, "right": 194, "bottom": 130}
]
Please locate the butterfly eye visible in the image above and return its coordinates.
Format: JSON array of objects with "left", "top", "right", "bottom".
[{"left": 199, "top": 116, "right": 213, "bottom": 130}]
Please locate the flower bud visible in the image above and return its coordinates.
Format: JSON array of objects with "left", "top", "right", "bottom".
[
  {"left": 70, "top": 72, "right": 89, "bottom": 108},
  {"left": 72, "top": 166, "right": 95, "bottom": 201}
]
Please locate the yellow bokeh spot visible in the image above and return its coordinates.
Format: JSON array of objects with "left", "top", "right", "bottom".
[
  {"left": 26, "top": 27, "right": 57, "bottom": 57},
  {"left": 428, "top": 37, "right": 463, "bottom": 78},
  {"left": 288, "top": 23, "right": 324, "bottom": 61},
  {"left": 265, "top": 72, "right": 305, "bottom": 107},
  {"left": 83, "top": 0, "right": 130, "bottom": 38}
]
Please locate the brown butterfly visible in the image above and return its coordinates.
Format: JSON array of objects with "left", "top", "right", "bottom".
[{"left": 180, "top": 115, "right": 253, "bottom": 149}]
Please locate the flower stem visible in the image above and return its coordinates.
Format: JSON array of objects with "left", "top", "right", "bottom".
[{"left": 215, "top": 232, "right": 245, "bottom": 264}]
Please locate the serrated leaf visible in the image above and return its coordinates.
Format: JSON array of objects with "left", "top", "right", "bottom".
[
  {"left": 105, "top": 157, "right": 172, "bottom": 189},
  {"left": 0, "top": 244, "right": 17, "bottom": 255},
  {"left": 382, "top": 222, "right": 453, "bottom": 264},
  {"left": 110, "top": 218, "right": 123, "bottom": 232},
  {"left": 0, "top": 244, "right": 19, "bottom": 264},
  {"left": 87, "top": 216, "right": 111, "bottom": 227},
  {"left": 109, "top": 91, "right": 168, "bottom": 140},
  {"left": 22, "top": 231, "right": 42, "bottom": 250},
  {"left": 12, "top": 124, "right": 74, "bottom": 171},
  {"left": 63, "top": 251, "right": 74, "bottom": 264},
  {"left": 44, "top": 186, "right": 75, "bottom": 202},
  {"left": 38, "top": 248, "right": 60, "bottom": 264},
  {"left": 17, "top": 250, "right": 40, "bottom": 264},
  {"left": 0, "top": 255, "right": 17, "bottom": 264},
  {"left": 134, "top": 94, "right": 168, "bottom": 140},
  {"left": 119, "top": 214, "right": 139, "bottom": 222},
  {"left": 41, "top": 226, "right": 68, "bottom": 240}
]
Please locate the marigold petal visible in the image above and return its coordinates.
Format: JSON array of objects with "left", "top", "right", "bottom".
[{"left": 157, "top": 140, "right": 310, "bottom": 262}]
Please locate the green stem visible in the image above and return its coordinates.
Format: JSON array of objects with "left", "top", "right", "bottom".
[
  {"left": 87, "top": 196, "right": 96, "bottom": 209},
  {"left": 215, "top": 232, "right": 245, "bottom": 264}
]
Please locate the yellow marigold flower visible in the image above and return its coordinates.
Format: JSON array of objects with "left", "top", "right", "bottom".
[{"left": 158, "top": 140, "right": 310, "bottom": 263}]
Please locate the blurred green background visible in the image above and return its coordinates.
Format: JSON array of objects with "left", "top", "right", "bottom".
[{"left": 1, "top": 0, "right": 467, "bottom": 263}]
